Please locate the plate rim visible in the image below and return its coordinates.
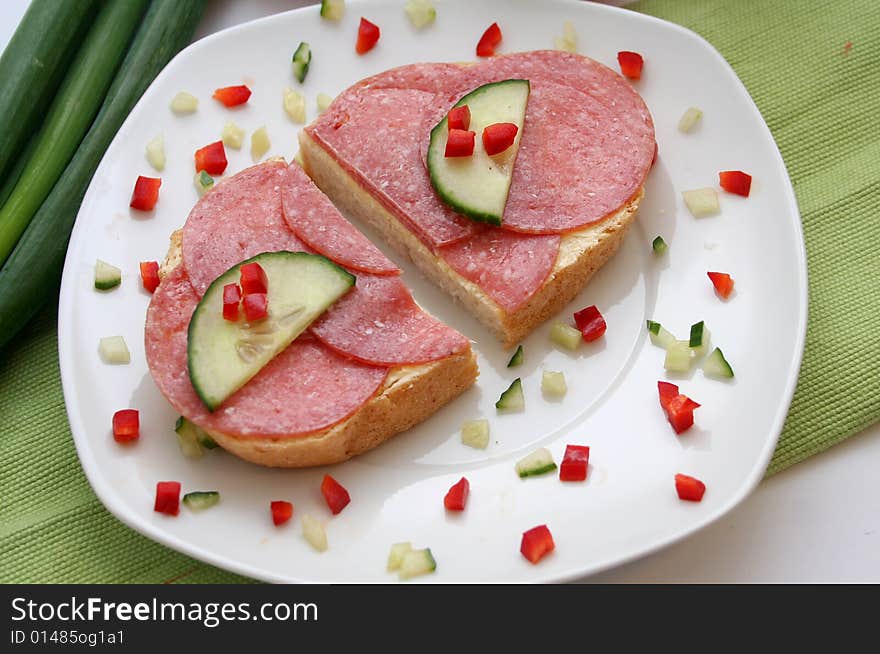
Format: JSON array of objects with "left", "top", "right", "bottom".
[{"left": 57, "top": 0, "right": 808, "bottom": 583}]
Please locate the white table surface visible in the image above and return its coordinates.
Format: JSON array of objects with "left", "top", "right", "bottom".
[{"left": 5, "top": 0, "right": 877, "bottom": 583}]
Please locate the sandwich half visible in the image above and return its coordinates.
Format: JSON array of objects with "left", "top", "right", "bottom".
[{"left": 299, "top": 50, "right": 655, "bottom": 347}]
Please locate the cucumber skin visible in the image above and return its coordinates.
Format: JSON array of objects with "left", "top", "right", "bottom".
[
  {"left": 495, "top": 378, "right": 524, "bottom": 410},
  {"left": 0, "top": 0, "right": 101, "bottom": 182},
  {"left": 0, "top": 0, "right": 151, "bottom": 266},
  {"left": 507, "top": 345, "right": 524, "bottom": 367},
  {"left": 0, "top": 0, "right": 208, "bottom": 351},
  {"left": 517, "top": 462, "right": 558, "bottom": 479}
]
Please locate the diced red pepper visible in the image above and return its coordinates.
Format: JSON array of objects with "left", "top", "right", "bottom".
[
  {"left": 112, "top": 409, "right": 139, "bottom": 443},
  {"left": 482, "top": 122, "right": 518, "bottom": 156},
  {"left": 270, "top": 500, "right": 294, "bottom": 526},
  {"left": 222, "top": 283, "right": 242, "bottom": 321},
  {"left": 573, "top": 305, "right": 607, "bottom": 342},
  {"left": 443, "top": 477, "right": 470, "bottom": 511},
  {"left": 129, "top": 175, "right": 161, "bottom": 211},
  {"left": 520, "top": 524, "right": 555, "bottom": 564},
  {"left": 719, "top": 170, "right": 752, "bottom": 197},
  {"left": 321, "top": 474, "right": 351, "bottom": 515},
  {"left": 707, "top": 271, "right": 735, "bottom": 299},
  {"left": 242, "top": 293, "right": 268, "bottom": 322},
  {"left": 356, "top": 17, "right": 380, "bottom": 55},
  {"left": 154, "top": 481, "right": 181, "bottom": 516},
  {"left": 476, "top": 22, "right": 502, "bottom": 57},
  {"left": 212, "top": 84, "right": 251, "bottom": 107},
  {"left": 445, "top": 129, "right": 475, "bottom": 157},
  {"left": 559, "top": 444, "right": 590, "bottom": 482},
  {"left": 447, "top": 105, "right": 471, "bottom": 131},
  {"left": 194, "top": 140, "right": 228, "bottom": 175},
  {"left": 239, "top": 262, "right": 268, "bottom": 295},
  {"left": 657, "top": 381, "right": 679, "bottom": 411},
  {"left": 617, "top": 51, "right": 644, "bottom": 80},
  {"left": 140, "top": 261, "right": 160, "bottom": 294},
  {"left": 675, "top": 474, "right": 706, "bottom": 502}
]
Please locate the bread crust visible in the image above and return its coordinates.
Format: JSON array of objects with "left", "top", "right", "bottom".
[
  {"left": 157, "top": 230, "right": 478, "bottom": 468},
  {"left": 299, "top": 131, "right": 643, "bottom": 348}
]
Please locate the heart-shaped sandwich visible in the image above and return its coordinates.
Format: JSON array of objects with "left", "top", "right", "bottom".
[{"left": 300, "top": 50, "right": 656, "bottom": 347}]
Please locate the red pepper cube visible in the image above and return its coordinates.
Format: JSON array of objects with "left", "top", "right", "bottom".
[
  {"left": 675, "top": 474, "right": 706, "bottom": 502},
  {"left": 573, "top": 305, "right": 607, "bottom": 342},
  {"left": 222, "top": 283, "right": 242, "bottom": 321},
  {"left": 476, "top": 22, "right": 502, "bottom": 57},
  {"left": 443, "top": 477, "right": 470, "bottom": 511},
  {"left": 129, "top": 175, "right": 161, "bottom": 211},
  {"left": 447, "top": 105, "right": 471, "bottom": 131},
  {"left": 139, "top": 261, "right": 160, "bottom": 294},
  {"left": 520, "top": 524, "right": 555, "bottom": 564},
  {"left": 112, "top": 409, "right": 139, "bottom": 443},
  {"left": 321, "top": 474, "right": 351, "bottom": 515},
  {"left": 356, "top": 17, "right": 380, "bottom": 55},
  {"left": 194, "top": 140, "right": 228, "bottom": 175},
  {"left": 617, "top": 51, "right": 644, "bottom": 80},
  {"left": 154, "top": 481, "right": 181, "bottom": 516},
  {"left": 212, "top": 84, "right": 252, "bottom": 107},
  {"left": 559, "top": 445, "right": 590, "bottom": 482},
  {"left": 239, "top": 262, "right": 268, "bottom": 295},
  {"left": 719, "top": 170, "right": 752, "bottom": 197},
  {"left": 657, "top": 381, "right": 679, "bottom": 411},
  {"left": 242, "top": 293, "right": 268, "bottom": 322},
  {"left": 482, "top": 122, "right": 518, "bottom": 156},
  {"left": 445, "top": 129, "right": 475, "bottom": 157},
  {"left": 665, "top": 394, "right": 701, "bottom": 434},
  {"left": 707, "top": 271, "right": 735, "bottom": 299},
  {"left": 270, "top": 500, "right": 294, "bottom": 526}
]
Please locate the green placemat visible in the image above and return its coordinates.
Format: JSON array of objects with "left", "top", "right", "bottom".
[{"left": 1, "top": 0, "right": 878, "bottom": 583}]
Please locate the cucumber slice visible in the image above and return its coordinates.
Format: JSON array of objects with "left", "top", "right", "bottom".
[
  {"left": 399, "top": 548, "right": 436, "bottom": 580},
  {"left": 251, "top": 126, "right": 270, "bottom": 161},
  {"left": 678, "top": 107, "right": 703, "bottom": 133},
  {"left": 652, "top": 235, "right": 668, "bottom": 254},
  {"left": 98, "top": 335, "right": 130, "bottom": 364},
  {"left": 319, "top": 0, "right": 344, "bottom": 21},
  {"left": 515, "top": 447, "right": 557, "bottom": 478},
  {"left": 302, "top": 514, "right": 328, "bottom": 552},
  {"left": 187, "top": 251, "right": 355, "bottom": 411},
  {"left": 183, "top": 491, "right": 219, "bottom": 511},
  {"left": 688, "top": 321, "right": 711, "bottom": 356},
  {"left": 221, "top": 121, "right": 244, "bottom": 149},
  {"left": 495, "top": 378, "right": 524, "bottom": 412},
  {"left": 507, "top": 344, "right": 523, "bottom": 367},
  {"left": 427, "top": 79, "right": 530, "bottom": 226},
  {"left": 541, "top": 370, "right": 567, "bottom": 398},
  {"left": 170, "top": 91, "right": 198, "bottom": 114},
  {"left": 387, "top": 542, "right": 413, "bottom": 571},
  {"left": 682, "top": 187, "right": 719, "bottom": 217},
  {"left": 292, "top": 42, "right": 311, "bottom": 83},
  {"left": 703, "top": 347, "right": 734, "bottom": 378},
  {"left": 664, "top": 340, "right": 695, "bottom": 372},
  {"left": 174, "top": 416, "right": 204, "bottom": 459},
  {"left": 145, "top": 134, "right": 165, "bottom": 172},
  {"left": 646, "top": 320, "right": 677, "bottom": 349},
  {"left": 550, "top": 321, "right": 581, "bottom": 351},
  {"left": 94, "top": 259, "right": 121, "bottom": 290},
  {"left": 316, "top": 92, "right": 333, "bottom": 114},
  {"left": 460, "top": 419, "right": 490, "bottom": 449},
  {"left": 405, "top": 0, "right": 436, "bottom": 29}
]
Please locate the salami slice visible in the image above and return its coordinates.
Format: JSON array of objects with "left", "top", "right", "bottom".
[
  {"left": 440, "top": 228, "right": 560, "bottom": 313},
  {"left": 145, "top": 266, "right": 388, "bottom": 438},
  {"left": 182, "top": 160, "right": 308, "bottom": 297},
  {"left": 280, "top": 163, "right": 400, "bottom": 275},
  {"left": 306, "top": 87, "right": 476, "bottom": 250},
  {"left": 310, "top": 274, "right": 470, "bottom": 366}
]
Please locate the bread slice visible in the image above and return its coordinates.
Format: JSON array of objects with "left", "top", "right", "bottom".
[
  {"left": 299, "top": 131, "right": 643, "bottom": 348},
  {"left": 158, "top": 232, "right": 478, "bottom": 468}
]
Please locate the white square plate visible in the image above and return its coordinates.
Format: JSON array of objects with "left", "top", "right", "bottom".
[{"left": 58, "top": 0, "right": 806, "bottom": 582}]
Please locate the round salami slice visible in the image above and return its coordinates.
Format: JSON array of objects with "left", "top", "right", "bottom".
[
  {"left": 440, "top": 228, "right": 561, "bottom": 313},
  {"left": 182, "top": 160, "right": 309, "bottom": 297},
  {"left": 310, "top": 274, "right": 470, "bottom": 366},
  {"left": 281, "top": 163, "right": 400, "bottom": 275},
  {"left": 145, "top": 266, "right": 388, "bottom": 438}
]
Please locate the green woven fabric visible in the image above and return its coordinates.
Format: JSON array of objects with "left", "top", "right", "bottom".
[{"left": 1, "top": 0, "right": 878, "bottom": 583}]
